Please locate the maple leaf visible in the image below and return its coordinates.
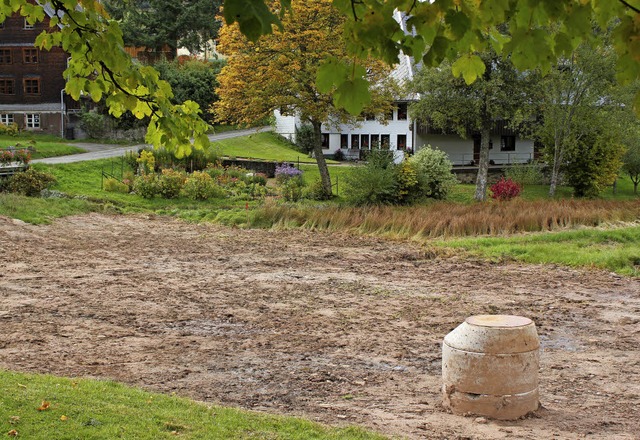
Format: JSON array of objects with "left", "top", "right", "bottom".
[{"left": 36, "top": 401, "right": 50, "bottom": 411}]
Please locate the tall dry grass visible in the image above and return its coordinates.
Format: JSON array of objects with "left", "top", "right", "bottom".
[{"left": 255, "top": 199, "right": 640, "bottom": 238}]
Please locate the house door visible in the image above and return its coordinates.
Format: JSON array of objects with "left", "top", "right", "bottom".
[{"left": 473, "top": 136, "right": 481, "bottom": 165}]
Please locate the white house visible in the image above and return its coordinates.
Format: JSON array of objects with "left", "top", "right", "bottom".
[{"left": 273, "top": 12, "right": 537, "bottom": 166}]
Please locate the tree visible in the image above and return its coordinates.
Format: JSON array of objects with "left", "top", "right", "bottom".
[
  {"left": 103, "top": 0, "right": 222, "bottom": 58},
  {"left": 4, "top": 0, "right": 640, "bottom": 156},
  {"left": 535, "top": 42, "right": 619, "bottom": 196},
  {"left": 226, "top": 1, "right": 640, "bottom": 117},
  {"left": 214, "top": 0, "right": 395, "bottom": 196},
  {"left": 0, "top": 0, "right": 210, "bottom": 156},
  {"left": 154, "top": 59, "right": 225, "bottom": 121},
  {"left": 621, "top": 120, "right": 640, "bottom": 194},
  {"left": 410, "top": 52, "right": 533, "bottom": 201}
]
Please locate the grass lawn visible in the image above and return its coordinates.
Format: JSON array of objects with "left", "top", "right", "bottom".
[
  {"left": 212, "top": 132, "right": 338, "bottom": 164},
  {"left": 0, "top": 134, "right": 85, "bottom": 159},
  {"left": 0, "top": 370, "right": 383, "bottom": 440},
  {"left": 432, "top": 226, "right": 640, "bottom": 277}
]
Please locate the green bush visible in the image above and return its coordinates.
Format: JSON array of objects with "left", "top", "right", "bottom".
[
  {"left": 79, "top": 110, "right": 108, "bottom": 139},
  {"left": 7, "top": 169, "right": 57, "bottom": 196},
  {"left": 395, "top": 160, "right": 419, "bottom": 204},
  {"left": 0, "top": 123, "right": 19, "bottom": 136},
  {"left": 294, "top": 124, "right": 317, "bottom": 154},
  {"left": 279, "top": 177, "right": 305, "bottom": 202},
  {"left": 103, "top": 177, "right": 130, "bottom": 193},
  {"left": 158, "top": 169, "right": 186, "bottom": 199},
  {"left": 409, "top": 145, "right": 457, "bottom": 199},
  {"left": 182, "top": 171, "right": 224, "bottom": 200},
  {"left": 504, "top": 161, "right": 545, "bottom": 186},
  {"left": 344, "top": 150, "right": 399, "bottom": 205},
  {"left": 133, "top": 174, "right": 159, "bottom": 198},
  {"left": 305, "top": 178, "right": 332, "bottom": 200}
]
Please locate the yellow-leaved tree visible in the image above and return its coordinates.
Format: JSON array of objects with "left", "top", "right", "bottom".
[{"left": 214, "top": 0, "right": 396, "bottom": 196}]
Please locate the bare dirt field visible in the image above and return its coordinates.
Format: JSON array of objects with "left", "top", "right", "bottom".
[{"left": 1, "top": 214, "right": 639, "bottom": 439}]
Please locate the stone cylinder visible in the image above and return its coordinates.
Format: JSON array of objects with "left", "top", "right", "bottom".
[{"left": 442, "top": 315, "right": 540, "bottom": 420}]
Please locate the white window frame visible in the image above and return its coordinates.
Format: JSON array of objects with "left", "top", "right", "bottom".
[
  {"left": 23, "top": 19, "right": 34, "bottom": 30},
  {"left": 25, "top": 113, "right": 40, "bottom": 129},
  {"left": 0, "top": 114, "right": 14, "bottom": 125}
]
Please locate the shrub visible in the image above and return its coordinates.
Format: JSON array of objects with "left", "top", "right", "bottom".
[
  {"left": 103, "top": 177, "right": 130, "bottom": 193},
  {"left": 181, "top": 171, "right": 224, "bottom": 200},
  {"left": 158, "top": 169, "right": 186, "bottom": 199},
  {"left": 137, "top": 150, "right": 156, "bottom": 175},
  {"left": 294, "top": 124, "right": 317, "bottom": 154},
  {"left": 133, "top": 174, "right": 159, "bottom": 198},
  {"left": 343, "top": 163, "right": 398, "bottom": 206},
  {"left": 248, "top": 173, "right": 268, "bottom": 186},
  {"left": 275, "top": 164, "right": 303, "bottom": 184},
  {"left": 305, "top": 178, "right": 332, "bottom": 200},
  {"left": 0, "top": 123, "right": 19, "bottom": 136},
  {"left": 490, "top": 177, "right": 522, "bottom": 201},
  {"left": 504, "top": 161, "right": 545, "bottom": 186},
  {"left": 333, "top": 149, "right": 345, "bottom": 161},
  {"left": 409, "top": 145, "right": 457, "bottom": 199},
  {"left": 7, "top": 169, "right": 57, "bottom": 196},
  {"left": 395, "top": 161, "right": 419, "bottom": 204},
  {"left": 79, "top": 110, "right": 108, "bottom": 139},
  {"left": 279, "top": 177, "right": 305, "bottom": 202},
  {"left": 124, "top": 151, "right": 140, "bottom": 173}
]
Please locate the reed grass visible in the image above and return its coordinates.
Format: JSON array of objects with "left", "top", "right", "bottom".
[{"left": 254, "top": 199, "right": 640, "bottom": 238}]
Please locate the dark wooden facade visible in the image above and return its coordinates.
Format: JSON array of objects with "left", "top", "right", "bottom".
[{"left": 0, "top": 8, "right": 78, "bottom": 135}]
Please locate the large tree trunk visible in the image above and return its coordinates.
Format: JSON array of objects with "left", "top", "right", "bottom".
[
  {"left": 312, "top": 120, "right": 332, "bottom": 196},
  {"left": 474, "top": 126, "right": 491, "bottom": 201}
]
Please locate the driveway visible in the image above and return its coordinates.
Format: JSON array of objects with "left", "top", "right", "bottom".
[{"left": 32, "top": 127, "right": 271, "bottom": 165}]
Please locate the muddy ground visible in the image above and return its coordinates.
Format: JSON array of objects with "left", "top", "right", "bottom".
[{"left": 0, "top": 214, "right": 639, "bottom": 439}]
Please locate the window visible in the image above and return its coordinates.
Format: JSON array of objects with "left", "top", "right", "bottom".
[
  {"left": 24, "top": 77, "right": 40, "bottom": 95},
  {"left": 361, "top": 134, "right": 370, "bottom": 149},
  {"left": 23, "top": 48, "right": 38, "bottom": 64},
  {"left": 25, "top": 114, "right": 40, "bottom": 129},
  {"left": 340, "top": 134, "right": 348, "bottom": 148},
  {"left": 386, "top": 108, "right": 394, "bottom": 120},
  {"left": 381, "top": 134, "right": 390, "bottom": 149},
  {"left": 321, "top": 133, "right": 329, "bottom": 148},
  {"left": 0, "top": 114, "right": 14, "bottom": 125},
  {"left": 397, "top": 103, "right": 408, "bottom": 120},
  {"left": 351, "top": 134, "right": 359, "bottom": 149},
  {"left": 23, "top": 19, "right": 34, "bottom": 30},
  {"left": 371, "top": 134, "right": 380, "bottom": 148},
  {"left": 397, "top": 134, "right": 407, "bottom": 150},
  {"left": 0, "top": 49, "right": 12, "bottom": 64},
  {"left": 501, "top": 135, "right": 516, "bottom": 151},
  {"left": 0, "top": 79, "right": 15, "bottom": 95}
]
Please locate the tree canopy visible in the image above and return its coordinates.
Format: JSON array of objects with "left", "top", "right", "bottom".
[
  {"left": 103, "top": 0, "right": 221, "bottom": 58},
  {"left": 214, "top": 0, "right": 395, "bottom": 195},
  {"left": 3, "top": 0, "right": 640, "bottom": 155}
]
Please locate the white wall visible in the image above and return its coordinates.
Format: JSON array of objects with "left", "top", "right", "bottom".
[
  {"left": 416, "top": 133, "right": 535, "bottom": 165},
  {"left": 274, "top": 110, "right": 299, "bottom": 144}
]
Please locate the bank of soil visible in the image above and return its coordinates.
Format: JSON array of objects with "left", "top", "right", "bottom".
[{"left": 0, "top": 214, "right": 639, "bottom": 439}]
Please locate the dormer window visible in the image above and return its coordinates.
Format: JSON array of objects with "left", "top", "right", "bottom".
[{"left": 23, "top": 19, "right": 34, "bottom": 30}]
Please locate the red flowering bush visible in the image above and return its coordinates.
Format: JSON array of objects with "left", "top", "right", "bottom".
[{"left": 490, "top": 177, "right": 522, "bottom": 201}]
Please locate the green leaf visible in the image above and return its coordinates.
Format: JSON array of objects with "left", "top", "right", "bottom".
[
  {"left": 333, "top": 77, "right": 371, "bottom": 115},
  {"left": 316, "top": 57, "right": 348, "bottom": 94},
  {"left": 451, "top": 54, "right": 486, "bottom": 84},
  {"left": 223, "top": 0, "right": 281, "bottom": 42}
]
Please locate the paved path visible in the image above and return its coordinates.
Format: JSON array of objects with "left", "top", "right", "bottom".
[{"left": 32, "top": 127, "right": 271, "bottom": 165}]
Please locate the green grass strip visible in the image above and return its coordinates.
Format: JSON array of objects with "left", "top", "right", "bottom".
[
  {"left": 0, "top": 370, "right": 384, "bottom": 440},
  {"left": 434, "top": 226, "right": 640, "bottom": 276}
]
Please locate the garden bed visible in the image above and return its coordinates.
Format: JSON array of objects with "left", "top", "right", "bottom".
[{"left": 0, "top": 214, "right": 639, "bottom": 439}]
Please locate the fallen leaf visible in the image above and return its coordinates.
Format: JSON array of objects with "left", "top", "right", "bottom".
[
  {"left": 7, "top": 430, "right": 18, "bottom": 437},
  {"left": 60, "top": 415, "right": 68, "bottom": 421},
  {"left": 36, "top": 401, "right": 50, "bottom": 411},
  {"left": 9, "top": 417, "right": 19, "bottom": 425}
]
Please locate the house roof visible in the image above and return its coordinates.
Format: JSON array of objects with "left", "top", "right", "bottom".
[{"left": 0, "top": 103, "right": 63, "bottom": 112}]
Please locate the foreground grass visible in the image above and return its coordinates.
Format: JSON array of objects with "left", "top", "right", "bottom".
[
  {"left": 0, "top": 134, "right": 85, "bottom": 159},
  {"left": 0, "top": 370, "right": 382, "bottom": 440},
  {"left": 433, "top": 226, "right": 640, "bottom": 277}
]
